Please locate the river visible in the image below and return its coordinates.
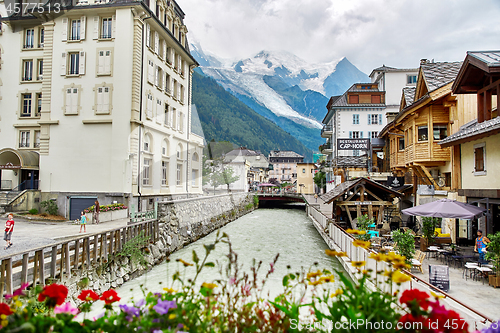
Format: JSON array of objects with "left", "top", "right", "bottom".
[{"left": 114, "top": 204, "right": 345, "bottom": 303}]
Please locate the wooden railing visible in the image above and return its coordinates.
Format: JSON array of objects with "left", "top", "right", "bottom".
[{"left": 0, "top": 220, "right": 159, "bottom": 300}]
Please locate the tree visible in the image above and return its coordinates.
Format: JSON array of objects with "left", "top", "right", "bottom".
[
  {"left": 219, "top": 165, "right": 240, "bottom": 191},
  {"left": 313, "top": 171, "right": 326, "bottom": 193},
  {"left": 203, "top": 156, "right": 240, "bottom": 192}
]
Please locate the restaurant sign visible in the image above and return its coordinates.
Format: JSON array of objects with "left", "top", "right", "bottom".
[
  {"left": 337, "top": 139, "right": 370, "bottom": 151},
  {"left": 0, "top": 162, "right": 21, "bottom": 169}
]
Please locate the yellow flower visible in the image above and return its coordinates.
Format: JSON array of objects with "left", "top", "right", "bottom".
[
  {"left": 308, "top": 279, "right": 324, "bottom": 286},
  {"left": 331, "top": 289, "right": 344, "bottom": 297},
  {"left": 352, "top": 240, "right": 371, "bottom": 249},
  {"left": 392, "top": 261, "right": 411, "bottom": 270},
  {"left": 177, "top": 258, "right": 194, "bottom": 267},
  {"left": 382, "top": 269, "right": 393, "bottom": 277},
  {"left": 1, "top": 320, "right": 7, "bottom": 327},
  {"left": 15, "top": 301, "right": 22, "bottom": 308},
  {"left": 361, "top": 269, "right": 370, "bottom": 275},
  {"left": 431, "top": 291, "right": 445, "bottom": 299},
  {"left": 325, "top": 249, "right": 347, "bottom": 257},
  {"left": 306, "top": 270, "right": 322, "bottom": 279},
  {"left": 385, "top": 252, "right": 406, "bottom": 264},
  {"left": 391, "top": 270, "right": 411, "bottom": 284},
  {"left": 369, "top": 252, "right": 387, "bottom": 262},
  {"left": 163, "top": 288, "right": 177, "bottom": 293},
  {"left": 351, "top": 261, "right": 366, "bottom": 268},
  {"left": 0, "top": 315, "right": 6, "bottom": 320},
  {"left": 201, "top": 282, "right": 217, "bottom": 290},
  {"left": 168, "top": 313, "right": 176, "bottom": 320},
  {"left": 319, "top": 275, "right": 335, "bottom": 283}
]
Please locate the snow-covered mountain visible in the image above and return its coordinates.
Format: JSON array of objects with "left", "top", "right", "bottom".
[{"left": 190, "top": 43, "right": 369, "bottom": 151}]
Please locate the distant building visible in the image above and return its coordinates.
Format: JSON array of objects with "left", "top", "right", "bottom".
[
  {"left": 296, "top": 163, "right": 317, "bottom": 194},
  {"left": 224, "top": 147, "right": 270, "bottom": 188},
  {"left": 268, "top": 150, "right": 304, "bottom": 184}
]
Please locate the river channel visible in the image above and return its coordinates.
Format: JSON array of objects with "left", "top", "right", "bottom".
[{"left": 115, "top": 204, "right": 345, "bottom": 302}]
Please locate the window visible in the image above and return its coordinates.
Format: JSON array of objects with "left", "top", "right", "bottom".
[
  {"left": 302, "top": 168, "right": 306, "bottom": 173},
  {"left": 407, "top": 75, "right": 417, "bottom": 85},
  {"left": 21, "top": 93, "right": 32, "bottom": 117},
  {"left": 156, "top": 99, "right": 162, "bottom": 119},
  {"left": 177, "top": 111, "right": 183, "bottom": 132},
  {"left": 19, "top": 131, "right": 30, "bottom": 148},
  {"left": 348, "top": 95, "right": 359, "bottom": 104},
  {"left": 474, "top": 143, "right": 486, "bottom": 175},
  {"left": 146, "top": 94, "right": 153, "bottom": 119},
  {"left": 166, "top": 46, "right": 172, "bottom": 64},
  {"left": 69, "top": 52, "right": 80, "bottom": 75},
  {"left": 349, "top": 131, "right": 360, "bottom": 139},
  {"left": 399, "top": 137, "right": 405, "bottom": 151},
  {"left": 162, "top": 161, "right": 168, "bottom": 186},
  {"left": 96, "top": 86, "right": 110, "bottom": 114},
  {"left": 433, "top": 125, "right": 448, "bottom": 141},
  {"left": 368, "top": 114, "right": 382, "bottom": 125},
  {"left": 39, "top": 28, "right": 44, "bottom": 48},
  {"left": 172, "top": 108, "right": 177, "bottom": 129},
  {"left": 176, "top": 145, "right": 182, "bottom": 159},
  {"left": 176, "top": 164, "right": 182, "bottom": 185},
  {"left": 142, "top": 158, "right": 151, "bottom": 185},
  {"left": 353, "top": 150, "right": 360, "bottom": 157},
  {"left": 143, "top": 135, "right": 151, "bottom": 152},
  {"left": 192, "top": 153, "right": 199, "bottom": 162},
  {"left": 417, "top": 126, "right": 428, "bottom": 141},
  {"left": 22, "top": 60, "right": 33, "bottom": 81},
  {"left": 97, "top": 50, "right": 111, "bottom": 75},
  {"left": 370, "top": 131, "right": 378, "bottom": 138},
  {"left": 34, "top": 130, "right": 41, "bottom": 148},
  {"left": 192, "top": 170, "right": 198, "bottom": 186},
  {"left": 70, "top": 19, "right": 81, "bottom": 40},
  {"left": 165, "top": 74, "right": 171, "bottom": 94},
  {"left": 101, "top": 18, "right": 112, "bottom": 39},
  {"left": 352, "top": 114, "right": 359, "bottom": 124},
  {"left": 147, "top": 60, "right": 154, "bottom": 83},
  {"left": 180, "top": 84, "right": 184, "bottom": 103},
  {"left": 156, "top": 67, "right": 163, "bottom": 89},
  {"left": 37, "top": 59, "right": 43, "bottom": 80},
  {"left": 24, "top": 29, "right": 34, "bottom": 48},
  {"left": 36, "top": 93, "right": 42, "bottom": 116},
  {"left": 173, "top": 80, "right": 178, "bottom": 100},
  {"left": 65, "top": 87, "right": 79, "bottom": 114},
  {"left": 145, "top": 23, "right": 151, "bottom": 48},
  {"left": 371, "top": 95, "right": 381, "bottom": 104},
  {"left": 162, "top": 140, "right": 168, "bottom": 156},
  {"left": 164, "top": 103, "right": 170, "bottom": 126}
]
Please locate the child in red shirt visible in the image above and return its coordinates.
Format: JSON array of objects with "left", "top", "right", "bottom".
[{"left": 4, "top": 214, "right": 14, "bottom": 249}]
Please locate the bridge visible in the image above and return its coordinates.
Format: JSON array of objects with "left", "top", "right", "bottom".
[{"left": 256, "top": 192, "right": 305, "bottom": 203}]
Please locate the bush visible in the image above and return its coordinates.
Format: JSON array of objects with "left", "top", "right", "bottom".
[
  {"left": 28, "top": 208, "right": 38, "bottom": 215},
  {"left": 84, "top": 203, "right": 127, "bottom": 213},
  {"left": 422, "top": 216, "right": 441, "bottom": 243},
  {"left": 40, "top": 199, "right": 58, "bottom": 216},
  {"left": 392, "top": 229, "right": 416, "bottom": 263}
]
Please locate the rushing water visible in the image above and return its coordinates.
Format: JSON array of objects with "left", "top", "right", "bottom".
[{"left": 114, "top": 204, "right": 345, "bottom": 303}]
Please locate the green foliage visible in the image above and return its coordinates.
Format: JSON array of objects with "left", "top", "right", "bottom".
[
  {"left": 116, "top": 231, "right": 150, "bottom": 267},
  {"left": 84, "top": 203, "right": 127, "bottom": 213},
  {"left": 392, "top": 229, "right": 416, "bottom": 263},
  {"left": 356, "top": 214, "right": 373, "bottom": 241},
  {"left": 28, "top": 208, "right": 38, "bottom": 215},
  {"left": 77, "top": 277, "right": 90, "bottom": 289},
  {"left": 253, "top": 195, "right": 259, "bottom": 207},
  {"left": 40, "top": 199, "right": 58, "bottom": 216},
  {"left": 421, "top": 217, "right": 441, "bottom": 243},
  {"left": 203, "top": 158, "right": 240, "bottom": 191},
  {"left": 313, "top": 171, "right": 326, "bottom": 192},
  {"left": 485, "top": 232, "right": 500, "bottom": 273},
  {"left": 192, "top": 71, "right": 313, "bottom": 159}
]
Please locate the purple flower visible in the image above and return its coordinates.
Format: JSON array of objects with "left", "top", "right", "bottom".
[
  {"left": 153, "top": 299, "right": 177, "bottom": 315},
  {"left": 135, "top": 299, "right": 146, "bottom": 307},
  {"left": 119, "top": 304, "right": 140, "bottom": 322},
  {"left": 481, "top": 321, "right": 500, "bottom": 333}
]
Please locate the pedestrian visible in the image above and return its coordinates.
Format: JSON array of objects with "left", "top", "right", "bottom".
[
  {"left": 79, "top": 211, "right": 87, "bottom": 233},
  {"left": 474, "top": 229, "right": 491, "bottom": 264},
  {"left": 4, "top": 213, "right": 14, "bottom": 249},
  {"left": 93, "top": 200, "right": 100, "bottom": 224}
]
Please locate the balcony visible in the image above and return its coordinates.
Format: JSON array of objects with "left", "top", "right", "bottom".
[
  {"left": 321, "top": 125, "right": 333, "bottom": 138},
  {"left": 319, "top": 142, "right": 333, "bottom": 154}
]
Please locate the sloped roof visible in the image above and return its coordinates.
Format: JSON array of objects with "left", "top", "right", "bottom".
[
  {"left": 468, "top": 51, "right": 500, "bottom": 66},
  {"left": 226, "top": 148, "right": 260, "bottom": 157},
  {"left": 328, "top": 84, "right": 386, "bottom": 108},
  {"left": 403, "top": 87, "right": 416, "bottom": 105},
  {"left": 269, "top": 151, "right": 304, "bottom": 158},
  {"left": 320, "top": 177, "right": 402, "bottom": 204},
  {"left": 439, "top": 116, "right": 500, "bottom": 147},
  {"left": 421, "top": 61, "right": 462, "bottom": 92},
  {"left": 452, "top": 51, "right": 500, "bottom": 94},
  {"left": 369, "top": 65, "right": 418, "bottom": 78}
]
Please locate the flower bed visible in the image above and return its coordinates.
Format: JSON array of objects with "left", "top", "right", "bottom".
[
  {"left": 84, "top": 204, "right": 128, "bottom": 223},
  {"left": 0, "top": 231, "right": 496, "bottom": 332}
]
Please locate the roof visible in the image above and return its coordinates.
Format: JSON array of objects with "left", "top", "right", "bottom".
[
  {"left": 224, "top": 148, "right": 270, "bottom": 167},
  {"left": 269, "top": 151, "right": 304, "bottom": 158},
  {"left": 468, "top": 51, "right": 500, "bottom": 67},
  {"left": 439, "top": 116, "right": 500, "bottom": 147},
  {"left": 320, "top": 177, "right": 402, "bottom": 204},
  {"left": 226, "top": 148, "right": 261, "bottom": 157},
  {"left": 421, "top": 61, "right": 462, "bottom": 92},
  {"left": 327, "top": 84, "right": 386, "bottom": 108},
  {"left": 369, "top": 65, "right": 418, "bottom": 78},
  {"left": 452, "top": 51, "right": 500, "bottom": 94},
  {"left": 402, "top": 87, "right": 416, "bottom": 105}
]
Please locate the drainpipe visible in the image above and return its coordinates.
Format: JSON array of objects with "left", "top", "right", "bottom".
[{"left": 185, "top": 64, "right": 196, "bottom": 197}]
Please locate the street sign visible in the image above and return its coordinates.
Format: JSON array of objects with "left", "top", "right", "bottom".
[
  {"left": 337, "top": 139, "right": 370, "bottom": 151},
  {"left": 429, "top": 265, "right": 449, "bottom": 292}
]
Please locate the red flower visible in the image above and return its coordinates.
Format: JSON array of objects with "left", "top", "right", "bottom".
[
  {"left": 100, "top": 289, "right": 120, "bottom": 305},
  {"left": 78, "top": 290, "right": 100, "bottom": 302},
  {"left": 399, "top": 289, "right": 431, "bottom": 310},
  {"left": 38, "top": 284, "right": 68, "bottom": 307},
  {"left": 0, "top": 303, "right": 13, "bottom": 316}
]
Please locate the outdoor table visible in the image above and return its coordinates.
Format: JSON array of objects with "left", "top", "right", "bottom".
[
  {"left": 474, "top": 266, "right": 493, "bottom": 284},
  {"left": 463, "top": 262, "right": 478, "bottom": 280},
  {"left": 436, "top": 249, "right": 449, "bottom": 262},
  {"left": 427, "top": 246, "right": 440, "bottom": 258}
]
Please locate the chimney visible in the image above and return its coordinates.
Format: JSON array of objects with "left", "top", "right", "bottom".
[{"left": 420, "top": 59, "right": 429, "bottom": 65}]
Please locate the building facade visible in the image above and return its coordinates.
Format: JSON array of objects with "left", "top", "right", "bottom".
[
  {"left": 0, "top": 0, "right": 203, "bottom": 219},
  {"left": 296, "top": 162, "right": 316, "bottom": 194},
  {"left": 268, "top": 150, "right": 304, "bottom": 184}
]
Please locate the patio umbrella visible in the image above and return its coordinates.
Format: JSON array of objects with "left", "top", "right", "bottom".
[
  {"left": 402, "top": 199, "right": 486, "bottom": 220},
  {"left": 257, "top": 183, "right": 278, "bottom": 187}
]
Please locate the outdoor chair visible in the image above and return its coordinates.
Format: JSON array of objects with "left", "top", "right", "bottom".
[
  {"left": 463, "top": 262, "right": 478, "bottom": 280},
  {"left": 411, "top": 252, "right": 426, "bottom": 273}
]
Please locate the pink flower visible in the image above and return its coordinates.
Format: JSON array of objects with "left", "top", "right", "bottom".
[
  {"left": 228, "top": 277, "right": 236, "bottom": 285},
  {"left": 269, "top": 262, "right": 275, "bottom": 274},
  {"left": 242, "top": 284, "right": 251, "bottom": 296},
  {"left": 54, "top": 302, "right": 79, "bottom": 315},
  {"left": 5, "top": 283, "right": 30, "bottom": 299}
]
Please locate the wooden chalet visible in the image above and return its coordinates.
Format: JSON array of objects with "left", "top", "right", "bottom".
[
  {"left": 321, "top": 177, "right": 402, "bottom": 229},
  {"left": 379, "top": 60, "right": 476, "bottom": 191}
]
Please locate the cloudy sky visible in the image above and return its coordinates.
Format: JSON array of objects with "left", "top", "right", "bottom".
[{"left": 181, "top": 0, "right": 500, "bottom": 73}]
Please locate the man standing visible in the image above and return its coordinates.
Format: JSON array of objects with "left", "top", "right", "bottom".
[
  {"left": 4, "top": 214, "right": 14, "bottom": 249},
  {"left": 474, "top": 229, "right": 491, "bottom": 264}
]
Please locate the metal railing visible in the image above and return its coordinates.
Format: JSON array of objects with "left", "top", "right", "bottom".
[
  {"left": 129, "top": 202, "right": 158, "bottom": 224},
  {"left": 321, "top": 125, "right": 333, "bottom": 136},
  {"left": 0, "top": 219, "right": 159, "bottom": 300}
]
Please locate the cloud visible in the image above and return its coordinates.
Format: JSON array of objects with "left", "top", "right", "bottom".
[{"left": 182, "top": 0, "right": 500, "bottom": 73}]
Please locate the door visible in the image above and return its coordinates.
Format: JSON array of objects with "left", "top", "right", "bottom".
[
  {"left": 20, "top": 170, "right": 39, "bottom": 190},
  {"left": 70, "top": 197, "right": 97, "bottom": 220}
]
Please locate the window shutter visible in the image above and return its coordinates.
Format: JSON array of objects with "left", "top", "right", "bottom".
[
  {"left": 379, "top": 114, "right": 383, "bottom": 125},
  {"left": 145, "top": 24, "right": 150, "bottom": 47},
  {"left": 61, "top": 53, "right": 67, "bottom": 75},
  {"left": 368, "top": 131, "right": 371, "bottom": 139},
  {"left": 177, "top": 111, "right": 181, "bottom": 131},
  {"left": 96, "top": 87, "right": 103, "bottom": 113},
  {"left": 93, "top": 16, "right": 99, "bottom": 39},
  {"left": 349, "top": 131, "right": 352, "bottom": 138},
  {"left": 154, "top": 31, "right": 159, "bottom": 54},
  {"left": 104, "top": 50, "right": 111, "bottom": 74},
  {"left": 65, "top": 88, "right": 72, "bottom": 112},
  {"left": 71, "top": 88, "right": 78, "bottom": 114},
  {"left": 79, "top": 51, "right": 85, "bottom": 75},
  {"left": 169, "top": 107, "right": 173, "bottom": 126},
  {"left": 155, "top": 66, "right": 159, "bottom": 86},
  {"left": 162, "top": 41, "right": 166, "bottom": 60},
  {"left": 61, "top": 18, "right": 68, "bottom": 41},
  {"left": 80, "top": 16, "right": 86, "bottom": 40},
  {"left": 97, "top": 51, "right": 104, "bottom": 74},
  {"left": 112, "top": 15, "right": 116, "bottom": 37},
  {"left": 368, "top": 114, "right": 371, "bottom": 125},
  {"left": 103, "top": 87, "right": 110, "bottom": 113},
  {"left": 360, "top": 131, "right": 363, "bottom": 138}
]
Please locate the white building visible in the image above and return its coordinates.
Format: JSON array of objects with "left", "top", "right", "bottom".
[{"left": 0, "top": 0, "right": 204, "bottom": 219}]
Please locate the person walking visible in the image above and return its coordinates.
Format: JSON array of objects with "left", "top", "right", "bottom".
[
  {"left": 93, "top": 200, "right": 100, "bottom": 225},
  {"left": 4, "top": 214, "right": 14, "bottom": 249},
  {"left": 79, "top": 211, "right": 87, "bottom": 233},
  {"left": 474, "top": 229, "right": 491, "bottom": 264}
]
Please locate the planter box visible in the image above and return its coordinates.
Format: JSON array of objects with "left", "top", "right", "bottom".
[
  {"left": 489, "top": 274, "right": 500, "bottom": 288},
  {"left": 85, "top": 209, "right": 128, "bottom": 223}
]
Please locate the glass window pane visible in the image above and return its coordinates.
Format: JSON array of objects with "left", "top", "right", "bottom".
[{"left": 418, "top": 126, "right": 428, "bottom": 141}]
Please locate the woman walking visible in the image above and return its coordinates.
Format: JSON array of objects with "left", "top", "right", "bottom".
[{"left": 94, "top": 200, "right": 100, "bottom": 224}]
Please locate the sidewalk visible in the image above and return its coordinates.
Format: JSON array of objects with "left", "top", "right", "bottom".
[{"left": 0, "top": 216, "right": 129, "bottom": 258}]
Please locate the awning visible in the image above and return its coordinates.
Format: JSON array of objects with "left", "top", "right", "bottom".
[{"left": 0, "top": 148, "right": 39, "bottom": 170}]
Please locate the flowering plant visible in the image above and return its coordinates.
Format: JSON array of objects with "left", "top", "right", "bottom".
[{"left": 84, "top": 203, "right": 128, "bottom": 213}]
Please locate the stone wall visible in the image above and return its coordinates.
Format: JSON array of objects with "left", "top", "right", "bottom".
[{"left": 65, "top": 193, "right": 256, "bottom": 301}]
